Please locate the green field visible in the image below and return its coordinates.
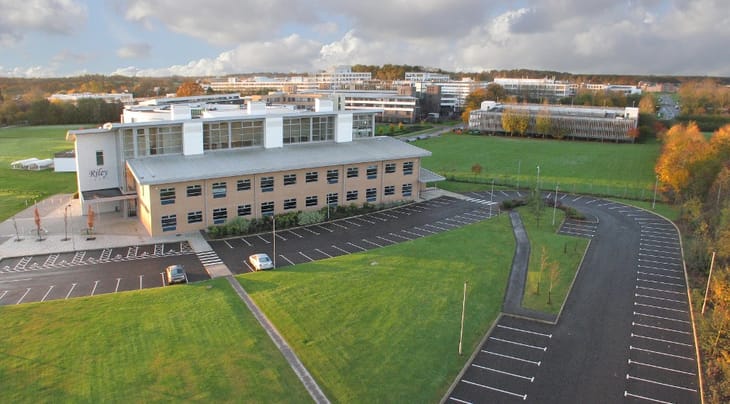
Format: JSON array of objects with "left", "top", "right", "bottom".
[
  {"left": 416, "top": 134, "right": 661, "bottom": 199},
  {"left": 0, "top": 125, "right": 80, "bottom": 220},
  {"left": 0, "top": 278, "right": 311, "bottom": 403},
  {"left": 239, "top": 215, "right": 515, "bottom": 403}
]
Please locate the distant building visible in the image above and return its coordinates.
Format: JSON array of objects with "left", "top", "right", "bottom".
[
  {"left": 493, "top": 77, "right": 577, "bottom": 100},
  {"left": 469, "top": 101, "right": 639, "bottom": 142},
  {"left": 49, "top": 92, "right": 134, "bottom": 104}
]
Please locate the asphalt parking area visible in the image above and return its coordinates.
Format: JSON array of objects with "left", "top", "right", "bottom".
[
  {"left": 448, "top": 316, "right": 554, "bottom": 402},
  {"left": 0, "top": 243, "right": 205, "bottom": 306},
  {"left": 210, "top": 196, "right": 500, "bottom": 273}
]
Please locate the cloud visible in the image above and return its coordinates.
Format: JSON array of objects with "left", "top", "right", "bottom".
[
  {"left": 117, "top": 43, "right": 151, "bottom": 59},
  {"left": 0, "top": 65, "right": 58, "bottom": 78},
  {"left": 0, "top": 0, "right": 87, "bottom": 46}
]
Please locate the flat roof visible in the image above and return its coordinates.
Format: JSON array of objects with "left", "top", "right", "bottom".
[{"left": 127, "top": 136, "right": 431, "bottom": 186}]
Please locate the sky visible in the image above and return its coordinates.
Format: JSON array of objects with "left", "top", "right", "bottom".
[{"left": 1, "top": 0, "right": 729, "bottom": 78}]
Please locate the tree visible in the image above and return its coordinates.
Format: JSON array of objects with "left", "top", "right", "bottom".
[
  {"left": 637, "top": 94, "right": 656, "bottom": 114},
  {"left": 501, "top": 108, "right": 515, "bottom": 135},
  {"left": 513, "top": 109, "right": 530, "bottom": 137},
  {"left": 176, "top": 81, "right": 204, "bottom": 97},
  {"left": 655, "top": 122, "right": 711, "bottom": 200},
  {"left": 535, "top": 105, "right": 551, "bottom": 138},
  {"left": 536, "top": 246, "right": 548, "bottom": 295},
  {"left": 547, "top": 261, "right": 560, "bottom": 305}
]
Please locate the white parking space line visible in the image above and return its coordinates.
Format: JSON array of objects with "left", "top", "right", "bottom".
[
  {"left": 462, "top": 379, "right": 527, "bottom": 400},
  {"left": 138, "top": 275, "right": 143, "bottom": 290},
  {"left": 159, "top": 273, "right": 165, "bottom": 287},
  {"left": 634, "top": 302, "right": 687, "bottom": 314},
  {"left": 343, "top": 219, "right": 362, "bottom": 227},
  {"left": 425, "top": 223, "right": 449, "bottom": 232},
  {"left": 315, "top": 225, "right": 334, "bottom": 233},
  {"left": 243, "top": 261, "right": 254, "bottom": 271},
  {"left": 640, "top": 247, "right": 680, "bottom": 256},
  {"left": 65, "top": 283, "right": 77, "bottom": 299},
  {"left": 633, "top": 321, "right": 691, "bottom": 335},
  {"left": 256, "top": 235, "right": 271, "bottom": 244},
  {"left": 402, "top": 229, "right": 423, "bottom": 238},
  {"left": 637, "top": 259, "right": 681, "bottom": 268},
  {"left": 355, "top": 217, "right": 376, "bottom": 225},
  {"left": 275, "top": 233, "right": 287, "bottom": 241},
  {"left": 330, "top": 222, "right": 348, "bottom": 230},
  {"left": 626, "top": 374, "right": 697, "bottom": 392},
  {"left": 631, "top": 333, "right": 694, "bottom": 348},
  {"left": 41, "top": 285, "right": 54, "bottom": 302},
  {"left": 471, "top": 363, "right": 534, "bottom": 382},
  {"left": 639, "top": 252, "right": 681, "bottom": 262},
  {"left": 636, "top": 271, "right": 683, "bottom": 281},
  {"left": 16, "top": 288, "right": 31, "bottom": 304},
  {"left": 636, "top": 285, "right": 686, "bottom": 295},
  {"left": 624, "top": 391, "right": 672, "bottom": 404},
  {"left": 641, "top": 232, "right": 677, "bottom": 241},
  {"left": 239, "top": 238, "right": 252, "bottom": 247},
  {"left": 331, "top": 245, "right": 351, "bottom": 255},
  {"left": 0, "top": 290, "right": 8, "bottom": 302},
  {"left": 378, "top": 211, "right": 399, "bottom": 219},
  {"left": 301, "top": 227, "right": 320, "bottom": 236},
  {"left": 638, "top": 264, "right": 682, "bottom": 274},
  {"left": 497, "top": 324, "right": 552, "bottom": 338},
  {"left": 347, "top": 242, "right": 367, "bottom": 251},
  {"left": 298, "top": 251, "right": 314, "bottom": 262},
  {"left": 482, "top": 349, "right": 541, "bottom": 366},
  {"left": 286, "top": 230, "right": 304, "bottom": 238},
  {"left": 489, "top": 336, "right": 547, "bottom": 351},
  {"left": 447, "top": 396, "right": 471, "bottom": 404},
  {"left": 436, "top": 221, "right": 458, "bottom": 228},
  {"left": 641, "top": 240, "right": 680, "bottom": 247},
  {"left": 224, "top": 240, "right": 233, "bottom": 249},
  {"left": 315, "top": 248, "right": 333, "bottom": 258},
  {"left": 91, "top": 280, "right": 100, "bottom": 296},
  {"left": 635, "top": 293, "right": 686, "bottom": 304},
  {"left": 361, "top": 239, "right": 382, "bottom": 248},
  {"left": 116, "top": 278, "right": 121, "bottom": 292},
  {"left": 638, "top": 277, "right": 685, "bottom": 288},
  {"left": 376, "top": 235, "right": 396, "bottom": 244},
  {"left": 413, "top": 226, "right": 436, "bottom": 234},
  {"left": 634, "top": 311, "right": 690, "bottom": 324},
  {"left": 368, "top": 214, "right": 388, "bottom": 222},
  {"left": 628, "top": 358, "right": 696, "bottom": 376},
  {"left": 279, "top": 255, "right": 295, "bottom": 266},
  {"left": 390, "top": 232, "right": 411, "bottom": 241}
]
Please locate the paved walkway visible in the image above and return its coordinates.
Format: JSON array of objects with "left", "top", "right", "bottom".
[{"left": 226, "top": 276, "right": 330, "bottom": 403}]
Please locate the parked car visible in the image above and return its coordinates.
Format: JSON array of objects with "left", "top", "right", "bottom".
[
  {"left": 248, "top": 253, "right": 274, "bottom": 271},
  {"left": 165, "top": 264, "right": 188, "bottom": 285}
]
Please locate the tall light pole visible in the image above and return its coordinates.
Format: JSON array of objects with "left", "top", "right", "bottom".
[
  {"left": 652, "top": 176, "right": 658, "bottom": 209},
  {"left": 552, "top": 184, "right": 559, "bottom": 226},
  {"left": 702, "top": 252, "right": 716, "bottom": 315},
  {"left": 458, "top": 281, "right": 467, "bottom": 355},
  {"left": 272, "top": 217, "right": 277, "bottom": 269},
  {"left": 517, "top": 160, "right": 521, "bottom": 189},
  {"left": 62, "top": 204, "right": 71, "bottom": 241},
  {"left": 536, "top": 165, "right": 541, "bottom": 192}
]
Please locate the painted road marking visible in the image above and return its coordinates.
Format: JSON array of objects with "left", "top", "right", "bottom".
[
  {"left": 65, "top": 283, "right": 77, "bottom": 299},
  {"left": 630, "top": 345, "right": 694, "bottom": 361},
  {"left": 301, "top": 227, "right": 320, "bottom": 235},
  {"left": 361, "top": 239, "right": 382, "bottom": 248},
  {"left": 628, "top": 358, "right": 696, "bottom": 375},
  {"left": 425, "top": 223, "right": 449, "bottom": 231},
  {"left": 91, "top": 280, "right": 99, "bottom": 296},
  {"left": 315, "top": 248, "right": 332, "bottom": 258},
  {"left": 634, "top": 311, "right": 690, "bottom": 324},
  {"left": 376, "top": 235, "right": 395, "bottom": 244},
  {"left": 40, "top": 285, "right": 54, "bottom": 302},
  {"left": 471, "top": 363, "right": 534, "bottom": 382},
  {"left": 127, "top": 246, "right": 138, "bottom": 258},
  {"left": 0, "top": 290, "right": 7, "bottom": 302},
  {"left": 626, "top": 374, "right": 697, "bottom": 392},
  {"left": 355, "top": 217, "right": 376, "bottom": 225},
  {"left": 138, "top": 275, "right": 143, "bottom": 290},
  {"left": 315, "top": 225, "right": 334, "bottom": 233},
  {"left": 633, "top": 321, "right": 691, "bottom": 335},
  {"left": 330, "top": 222, "right": 348, "bottom": 230},
  {"left": 632, "top": 333, "right": 693, "bottom": 347},
  {"left": 347, "top": 242, "right": 367, "bottom": 251},
  {"left": 256, "top": 235, "right": 271, "bottom": 244},
  {"left": 636, "top": 293, "right": 686, "bottom": 304},
  {"left": 638, "top": 264, "right": 682, "bottom": 274},
  {"left": 634, "top": 302, "right": 687, "bottom": 314},
  {"left": 343, "top": 219, "right": 362, "bottom": 227},
  {"left": 275, "top": 233, "right": 287, "bottom": 241},
  {"left": 413, "top": 226, "right": 436, "bottom": 234},
  {"left": 489, "top": 336, "right": 547, "bottom": 351},
  {"left": 287, "top": 230, "right": 304, "bottom": 238},
  {"left": 298, "top": 251, "right": 314, "bottom": 262},
  {"left": 16, "top": 288, "right": 31, "bottom": 304},
  {"left": 159, "top": 273, "right": 165, "bottom": 286},
  {"left": 462, "top": 379, "right": 527, "bottom": 400},
  {"left": 401, "top": 229, "right": 422, "bottom": 238},
  {"left": 279, "top": 255, "right": 295, "bottom": 266},
  {"left": 637, "top": 277, "right": 685, "bottom": 288},
  {"left": 624, "top": 391, "right": 672, "bottom": 404},
  {"left": 224, "top": 240, "right": 233, "bottom": 249},
  {"left": 482, "top": 350, "right": 541, "bottom": 366},
  {"left": 447, "top": 396, "right": 471, "bottom": 404},
  {"left": 239, "top": 238, "right": 252, "bottom": 247},
  {"left": 637, "top": 271, "right": 683, "bottom": 281},
  {"left": 390, "top": 232, "right": 411, "bottom": 241},
  {"left": 43, "top": 254, "right": 59, "bottom": 266},
  {"left": 379, "top": 211, "right": 399, "bottom": 219},
  {"left": 115, "top": 278, "right": 121, "bottom": 292},
  {"left": 497, "top": 324, "right": 552, "bottom": 338},
  {"left": 436, "top": 221, "right": 458, "bottom": 228},
  {"left": 636, "top": 285, "right": 686, "bottom": 295},
  {"left": 331, "top": 245, "right": 351, "bottom": 255}
]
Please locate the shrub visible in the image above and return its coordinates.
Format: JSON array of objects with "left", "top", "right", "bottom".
[
  {"left": 298, "top": 210, "right": 325, "bottom": 226},
  {"left": 501, "top": 199, "right": 527, "bottom": 210}
]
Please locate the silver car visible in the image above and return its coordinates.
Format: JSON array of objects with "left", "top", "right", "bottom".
[
  {"left": 165, "top": 264, "right": 188, "bottom": 285},
  {"left": 248, "top": 253, "right": 274, "bottom": 271}
]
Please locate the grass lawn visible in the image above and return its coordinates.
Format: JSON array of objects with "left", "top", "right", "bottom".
[
  {"left": 0, "top": 277, "right": 311, "bottom": 403},
  {"left": 416, "top": 134, "right": 661, "bottom": 199},
  {"left": 518, "top": 205, "right": 590, "bottom": 314},
  {"left": 238, "top": 215, "right": 515, "bottom": 403},
  {"left": 0, "top": 125, "right": 80, "bottom": 220}
]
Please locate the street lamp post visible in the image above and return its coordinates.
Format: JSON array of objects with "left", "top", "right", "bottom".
[
  {"left": 552, "top": 185, "right": 559, "bottom": 226},
  {"left": 517, "top": 160, "right": 521, "bottom": 189},
  {"left": 652, "top": 176, "right": 658, "bottom": 210},
  {"left": 536, "top": 165, "right": 541, "bottom": 192},
  {"left": 272, "top": 217, "right": 276, "bottom": 269},
  {"left": 62, "top": 204, "right": 71, "bottom": 241}
]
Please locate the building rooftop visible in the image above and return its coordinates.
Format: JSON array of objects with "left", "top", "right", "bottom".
[{"left": 127, "top": 136, "right": 431, "bottom": 186}]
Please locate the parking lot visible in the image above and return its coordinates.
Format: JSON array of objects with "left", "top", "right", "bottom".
[
  {"left": 210, "top": 196, "right": 500, "bottom": 273},
  {"left": 0, "top": 242, "right": 206, "bottom": 305}
]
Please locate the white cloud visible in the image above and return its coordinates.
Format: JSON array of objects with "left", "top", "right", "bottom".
[
  {"left": 0, "top": 0, "right": 87, "bottom": 46},
  {"left": 0, "top": 65, "right": 58, "bottom": 78},
  {"left": 117, "top": 43, "right": 151, "bottom": 59}
]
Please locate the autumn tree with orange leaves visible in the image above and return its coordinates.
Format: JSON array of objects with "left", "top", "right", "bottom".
[
  {"left": 176, "top": 81, "right": 204, "bottom": 97},
  {"left": 655, "top": 122, "right": 711, "bottom": 200}
]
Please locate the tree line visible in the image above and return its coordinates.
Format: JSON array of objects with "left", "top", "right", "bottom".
[{"left": 655, "top": 122, "right": 730, "bottom": 402}]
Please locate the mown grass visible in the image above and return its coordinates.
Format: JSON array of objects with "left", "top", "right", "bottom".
[
  {"left": 0, "top": 125, "right": 80, "bottom": 220},
  {"left": 416, "top": 134, "right": 661, "bottom": 199},
  {"left": 238, "top": 215, "right": 515, "bottom": 403},
  {"left": 0, "top": 278, "right": 311, "bottom": 403},
  {"left": 518, "top": 205, "right": 590, "bottom": 314}
]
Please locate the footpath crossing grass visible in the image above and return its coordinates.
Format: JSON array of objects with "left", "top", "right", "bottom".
[
  {"left": 0, "top": 125, "right": 80, "bottom": 220},
  {"left": 238, "top": 215, "right": 515, "bottom": 403},
  {"left": 0, "top": 278, "right": 311, "bottom": 403},
  {"left": 416, "top": 134, "right": 661, "bottom": 199}
]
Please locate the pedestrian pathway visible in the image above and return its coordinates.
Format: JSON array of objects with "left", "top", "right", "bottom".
[{"left": 226, "top": 276, "right": 330, "bottom": 404}]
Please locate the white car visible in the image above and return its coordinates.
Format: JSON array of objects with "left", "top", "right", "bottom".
[{"left": 248, "top": 253, "right": 274, "bottom": 271}]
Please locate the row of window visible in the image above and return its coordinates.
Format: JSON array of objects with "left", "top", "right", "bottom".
[
  {"left": 159, "top": 162, "right": 414, "bottom": 204},
  {"left": 159, "top": 184, "right": 413, "bottom": 231}
]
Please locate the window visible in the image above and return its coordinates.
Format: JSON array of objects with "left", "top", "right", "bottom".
[
  {"left": 237, "top": 179, "right": 251, "bottom": 191},
  {"left": 160, "top": 188, "right": 175, "bottom": 205},
  {"left": 284, "top": 174, "right": 297, "bottom": 186},
  {"left": 384, "top": 185, "right": 395, "bottom": 196},
  {"left": 366, "top": 188, "right": 377, "bottom": 202},
  {"left": 327, "top": 169, "right": 339, "bottom": 184},
  {"left": 212, "top": 208, "right": 227, "bottom": 224},
  {"left": 261, "top": 201, "right": 274, "bottom": 216},
  {"left": 230, "top": 120, "right": 264, "bottom": 148},
  {"left": 212, "top": 182, "right": 227, "bottom": 199},
  {"left": 367, "top": 165, "right": 378, "bottom": 179},
  {"left": 203, "top": 122, "right": 230, "bottom": 150},
  {"left": 402, "top": 183, "right": 413, "bottom": 197},
  {"left": 347, "top": 167, "right": 359, "bottom": 178},
  {"left": 305, "top": 195, "right": 318, "bottom": 207},
  {"left": 260, "top": 176, "right": 274, "bottom": 192},
  {"left": 326, "top": 192, "right": 338, "bottom": 206},
  {"left": 161, "top": 214, "right": 177, "bottom": 232},
  {"left": 187, "top": 184, "right": 202, "bottom": 197},
  {"left": 385, "top": 163, "right": 396, "bottom": 174},
  {"left": 237, "top": 204, "right": 252, "bottom": 216},
  {"left": 187, "top": 211, "right": 203, "bottom": 224},
  {"left": 284, "top": 198, "right": 297, "bottom": 210},
  {"left": 346, "top": 190, "right": 358, "bottom": 201},
  {"left": 96, "top": 150, "right": 104, "bottom": 166},
  {"left": 306, "top": 171, "right": 318, "bottom": 183},
  {"left": 403, "top": 161, "right": 414, "bottom": 175}
]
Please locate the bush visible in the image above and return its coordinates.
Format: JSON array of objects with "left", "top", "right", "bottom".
[
  {"left": 298, "top": 210, "right": 325, "bottom": 226},
  {"left": 501, "top": 199, "right": 527, "bottom": 210}
]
